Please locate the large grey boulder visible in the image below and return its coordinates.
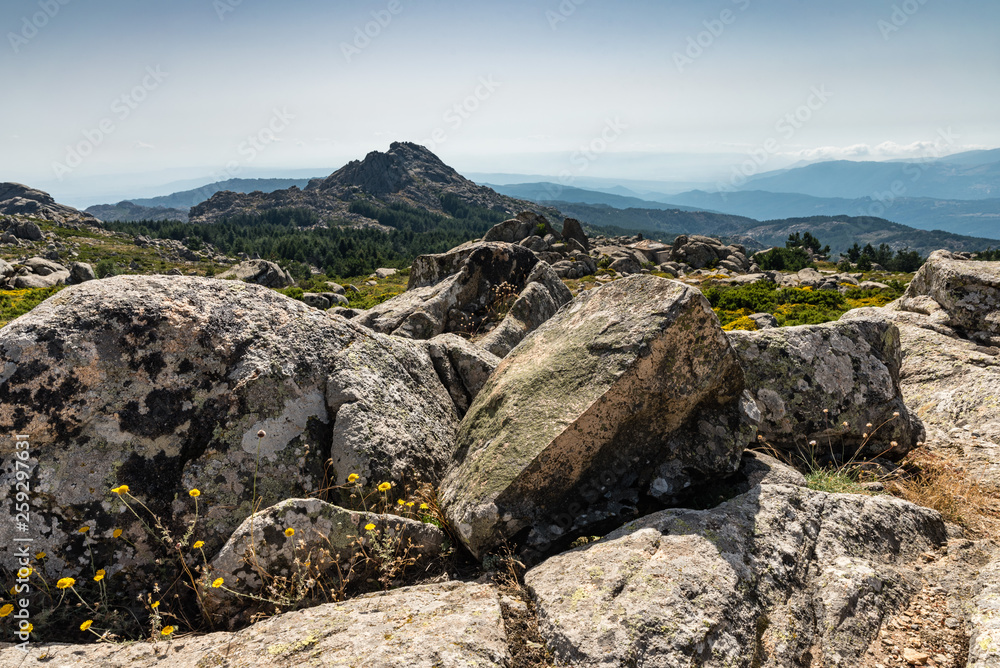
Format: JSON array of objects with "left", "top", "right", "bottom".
[
  {"left": 201, "top": 498, "right": 445, "bottom": 628},
  {"left": 424, "top": 333, "right": 500, "bottom": 417},
  {"left": 440, "top": 275, "right": 757, "bottom": 559},
  {"left": 561, "top": 217, "right": 589, "bottom": 251},
  {"left": 68, "top": 261, "right": 96, "bottom": 284},
  {"left": 10, "top": 219, "right": 42, "bottom": 241},
  {"left": 481, "top": 211, "right": 557, "bottom": 244},
  {"left": 526, "top": 482, "right": 947, "bottom": 668},
  {"left": 1, "top": 581, "right": 511, "bottom": 667},
  {"left": 218, "top": 259, "right": 295, "bottom": 288},
  {"left": 843, "top": 305, "right": 1000, "bottom": 485},
  {"left": 728, "top": 318, "right": 924, "bottom": 460},
  {"left": 0, "top": 276, "right": 457, "bottom": 606},
  {"left": 7, "top": 257, "right": 71, "bottom": 288},
  {"left": 480, "top": 261, "right": 571, "bottom": 358},
  {"left": 901, "top": 250, "right": 1000, "bottom": 346},
  {"left": 357, "top": 242, "right": 570, "bottom": 345}
]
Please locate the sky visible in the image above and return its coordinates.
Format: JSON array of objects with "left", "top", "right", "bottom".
[{"left": 1, "top": 0, "right": 997, "bottom": 205}]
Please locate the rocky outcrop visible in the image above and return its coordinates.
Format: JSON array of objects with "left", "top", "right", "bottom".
[
  {"left": 728, "top": 318, "right": 924, "bottom": 460},
  {"left": 526, "top": 481, "right": 947, "bottom": 668},
  {"left": 218, "top": 259, "right": 295, "bottom": 288},
  {"left": 2, "top": 256, "right": 71, "bottom": 289},
  {"left": 561, "top": 217, "right": 589, "bottom": 251},
  {"left": 482, "top": 211, "right": 558, "bottom": 244},
  {"left": 670, "top": 234, "right": 751, "bottom": 272},
  {"left": 1, "top": 581, "right": 511, "bottom": 667},
  {"left": 0, "top": 276, "right": 458, "bottom": 602},
  {"left": 901, "top": 250, "right": 1000, "bottom": 346},
  {"left": 201, "top": 498, "right": 445, "bottom": 628},
  {"left": 0, "top": 182, "right": 100, "bottom": 226},
  {"left": 440, "top": 275, "right": 757, "bottom": 559},
  {"left": 190, "top": 142, "right": 531, "bottom": 225},
  {"left": 355, "top": 242, "right": 571, "bottom": 349}
]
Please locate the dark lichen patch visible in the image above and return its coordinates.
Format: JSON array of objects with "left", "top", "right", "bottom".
[
  {"left": 117, "top": 450, "right": 185, "bottom": 514},
  {"left": 178, "top": 359, "right": 195, "bottom": 374},
  {"left": 119, "top": 387, "right": 195, "bottom": 439},
  {"left": 130, "top": 350, "right": 167, "bottom": 379}
]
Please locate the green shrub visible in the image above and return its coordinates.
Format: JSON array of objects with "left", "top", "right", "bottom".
[{"left": 95, "top": 259, "right": 118, "bottom": 278}]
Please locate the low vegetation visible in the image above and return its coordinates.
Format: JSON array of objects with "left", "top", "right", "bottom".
[{"left": 702, "top": 278, "right": 907, "bottom": 329}]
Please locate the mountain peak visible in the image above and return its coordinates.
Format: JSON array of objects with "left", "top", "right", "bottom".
[{"left": 312, "top": 141, "right": 464, "bottom": 196}]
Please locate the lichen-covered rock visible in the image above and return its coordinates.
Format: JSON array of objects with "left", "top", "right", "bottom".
[
  {"left": 357, "top": 242, "right": 568, "bottom": 343},
  {"left": 969, "top": 556, "right": 1000, "bottom": 668},
  {"left": 0, "top": 581, "right": 510, "bottom": 667},
  {"left": 728, "top": 318, "right": 924, "bottom": 460},
  {"left": 843, "top": 306, "right": 1000, "bottom": 487},
  {"left": 902, "top": 250, "right": 1000, "bottom": 345},
  {"left": 440, "top": 275, "right": 757, "bottom": 559},
  {"left": 480, "top": 261, "right": 572, "bottom": 358},
  {"left": 482, "top": 211, "right": 557, "bottom": 244},
  {"left": 0, "top": 276, "right": 457, "bottom": 604},
  {"left": 217, "top": 259, "right": 295, "bottom": 288},
  {"left": 201, "top": 498, "right": 445, "bottom": 628},
  {"left": 526, "top": 483, "right": 947, "bottom": 668},
  {"left": 425, "top": 333, "right": 500, "bottom": 417}
]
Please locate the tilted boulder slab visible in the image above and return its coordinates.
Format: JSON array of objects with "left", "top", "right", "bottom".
[
  {"left": 200, "top": 498, "right": 445, "bottom": 628},
  {"left": 440, "top": 275, "right": 757, "bottom": 559},
  {"left": 901, "top": 250, "right": 1000, "bottom": 346},
  {"left": 0, "top": 276, "right": 457, "bottom": 602},
  {"left": 1, "top": 581, "right": 510, "bottom": 667},
  {"left": 424, "top": 333, "right": 501, "bottom": 417},
  {"left": 526, "top": 482, "right": 947, "bottom": 668},
  {"left": 728, "top": 318, "right": 924, "bottom": 460},
  {"left": 357, "top": 242, "right": 570, "bottom": 345}
]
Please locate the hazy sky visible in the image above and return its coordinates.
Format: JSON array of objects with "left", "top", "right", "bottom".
[{"left": 1, "top": 0, "right": 997, "bottom": 203}]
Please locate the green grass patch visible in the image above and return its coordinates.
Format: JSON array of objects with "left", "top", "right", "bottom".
[{"left": 0, "top": 287, "right": 65, "bottom": 327}]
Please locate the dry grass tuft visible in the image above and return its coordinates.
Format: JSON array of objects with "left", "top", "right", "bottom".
[{"left": 887, "top": 446, "right": 1000, "bottom": 535}]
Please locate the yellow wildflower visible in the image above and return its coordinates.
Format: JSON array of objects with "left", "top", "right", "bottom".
[
  {"left": 161, "top": 625, "right": 175, "bottom": 636},
  {"left": 188, "top": 489, "right": 200, "bottom": 498},
  {"left": 284, "top": 528, "right": 295, "bottom": 537},
  {"left": 113, "top": 528, "right": 123, "bottom": 538},
  {"left": 151, "top": 601, "right": 160, "bottom": 609},
  {"left": 35, "top": 552, "right": 46, "bottom": 560},
  {"left": 22, "top": 623, "right": 32, "bottom": 633},
  {"left": 17, "top": 567, "right": 32, "bottom": 578},
  {"left": 419, "top": 503, "right": 429, "bottom": 510},
  {"left": 94, "top": 569, "right": 106, "bottom": 582},
  {"left": 377, "top": 482, "right": 391, "bottom": 492},
  {"left": 406, "top": 501, "right": 415, "bottom": 508},
  {"left": 112, "top": 485, "right": 129, "bottom": 495},
  {"left": 79, "top": 526, "right": 89, "bottom": 534},
  {"left": 364, "top": 523, "right": 376, "bottom": 531},
  {"left": 80, "top": 620, "right": 93, "bottom": 631},
  {"left": 347, "top": 473, "right": 359, "bottom": 483},
  {"left": 211, "top": 578, "right": 224, "bottom": 588},
  {"left": 193, "top": 541, "right": 204, "bottom": 549},
  {"left": 397, "top": 498, "right": 405, "bottom": 506},
  {"left": 0, "top": 604, "right": 13, "bottom": 617},
  {"left": 56, "top": 577, "right": 76, "bottom": 589}
]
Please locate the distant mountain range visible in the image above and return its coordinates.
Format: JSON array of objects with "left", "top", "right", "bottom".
[{"left": 75, "top": 143, "right": 1000, "bottom": 259}]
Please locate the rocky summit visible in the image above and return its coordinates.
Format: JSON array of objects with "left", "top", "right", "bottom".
[
  {"left": 2, "top": 214, "right": 1000, "bottom": 668},
  {"left": 189, "top": 141, "right": 533, "bottom": 225}
]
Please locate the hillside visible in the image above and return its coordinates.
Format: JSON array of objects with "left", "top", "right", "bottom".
[
  {"left": 87, "top": 201, "right": 189, "bottom": 223},
  {"left": 189, "top": 142, "right": 535, "bottom": 225}
]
